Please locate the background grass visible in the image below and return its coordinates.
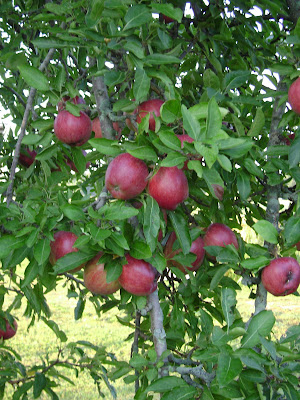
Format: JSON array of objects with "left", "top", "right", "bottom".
[{"left": 3, "top": 276, "right": 299, "bottom": 400}]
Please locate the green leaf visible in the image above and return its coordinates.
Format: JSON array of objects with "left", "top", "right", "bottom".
[
  {"left": 123, "top": 144, "right": 158, "bottom": 161},
  {"left": 33, "top": 239, "right": 51, "bottom": 265},
  {"left": 161, "top": 100, "right": 181, "bottom": 123},
  {"left": 210, "top": 265, "right": 230, "bottom": 290},
  {"left": 221, "top": 287, "right": 236, "bottom": 331},
  {"left": 74, "top": 298, "right": 85, "bottom": 320},
  {"left": 35, "top": 145, "right": 58, "bottom": 161},
  {"left": 194, "top": 144, "right": 218, "bottom": 169},
  {"left": 129, "top": 353, "right": 149, "bottom": 369},
  {"left": 21, "top": 260, "right": 39, "bottom": 288},
  {"left": 217, "top": 154, "right": 232, "bottom": 172},
  {"left": 146, "top": 376, "right": 188, "bottom": 393},
  {"left": 189, "top": 102, "right": 228, "bottom": 120},
  {"left": 85, "top": 0, "right": 105, "bottom": 27},
  {"left": 182, "top": 105, "right": 201, "bottom": 141},
  {"left": 123, "top": 5, "right": 152, "bottom": 30},
  {"left": 253, "top": 220, "right": 278, "bottom": 244},
  {"left": 41, "top": 317, "right": 67, "bottom": 342},
  {"left": 202, "top": 167, "right": 224, "bottom": 198},
  {"left": 152, "top": 4, "right": 183, "bottom": 22},
  {"left": 247, "top": 108, "right": 265, "bottom": 137},
  {"left": 224, "top": 70, "right": 250, "bottom": 92},
  {"left": 159, "top": 130, "right": 182, "bottom": 151},
  {"left": 219, "top": 138, "right": 253, "bottom": 158},
  {"left": 217, "top": 352, "right": 243, "bottom": 387},
  {"left": 145, "top": 54, "right": 181, "bottom": 65},
  {"left": 284, "top": 214, "right": 300, "bottom": 246},
  {"left": 33, "top": 372, "right": 46, "bottom": 399},
  {"left": 130, "top": 241, "right": 152, "bottom": 259},
  {"left": 241, "top": 256, "right": 270, "bottom": 270},
  {"left": 61, "top": 204, "right": 85, "bottom": 221},
  {"left": 241, "top": 310, "right": 275, "bottom": 348},
  {"left": 288, "top": 135, "right": 300, "bottom": 169},
  {"left": 105, "top": 259, "right": 122, "bottom": 283},
  {"left": 161, "top": 386, "right": 197, "bottom": 400},
  {"left": 237, "top": 170, "right": 251, "bottom": 200},
  {"left": 133, "top": 68, "right": 150, "bottom": 102},
  {"left": 243, "top": 158, "right": 264, "bottom": 179},
  {"left": 0, "top": 235, "right": 25, "bottom": 259},
  {"left": 18, "top": 65, "right": 50, "bottom": 91},
  {"left": 89, "top": 138, "right": 122, "bottom": 156},
  {"left": 169, "top": 211, "right": 191, "bottom": 255},
  {"left": 203, "top": 69, "right": 220, "bottom": 90},
  {"left": 71, "top": 147, "right": 87, "bottom": 174},
  {"left": 143, "top": 197, "right": 161, "bottom": 252},
  {"left": 102, "top": 202, "right": 139, "bottom": 220},
  {"left": 54, "top": 252, "right": 92, "bottom": 274},
  {"left": 206, "top": 97, "right": 222, "bottom": 139},
  {"left": 161, "top": 152, "right": 186, "bottom": 167}
]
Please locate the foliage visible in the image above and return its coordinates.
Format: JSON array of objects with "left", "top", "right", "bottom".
[{"left": 0, "top": 0, "right": 299, "bottom": 399}]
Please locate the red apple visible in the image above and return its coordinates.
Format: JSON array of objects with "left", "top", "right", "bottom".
[
  {"left": 54, "top": 110, "right": 92, "bottom": 146},
  {"left": 19, "top": 148, "right": 37, "bottom": 168},
  {"left": 148, "top": 166, "right": 189, "bottom": 210},
  {"left": 118, "top": 254, "right": 157, "bottom": 296},
  {"left": 162, "top": 14, "right": 175, "bottom": 23},
  {"left": 283, "top": 133, "right": 295, "bottom": 146},
  {"left": 57, "top": 96, "right": 86, "bottom": 112},
  {"left": 105, "top": 153, "right": 149, "bottom": 200},
  {"left": 261, "top": 257, "right": 300, "bottom": 296},
  {"left": 296, "top": 242, "right": 300, "bottom": 251},
  {"left": 50, "top": 231, "right": 85, "bottom": 273},
  {"left": 212, "top": 184, "right": 224, "bottom": 201},
  {"left": 84, "top": 252, "right": 121, "bottom": 295},
  {"left": 0, "top": 319, "right": 17, "bottom": 340},
  {"left": 164, "top": 232, "right": 205, "bottom": 273},
  {"left": 92, "top": 117, "right": 121, "bottom": 138},
  {"left": 203, "top": 223, "right": 238, "bottom": 260},
  {"left": 176, "top": 133, "right": 203, "bottom": 170},
  {"left": 136, "top": 99, "right": 164, "bottom": 131},
  {"left": 288, "top": 77, "right": 300, "bottom": 115}
]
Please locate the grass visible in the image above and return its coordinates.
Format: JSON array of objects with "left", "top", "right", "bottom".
[{"left": 2, "top": 276, "right": 299, "bottom": 400}]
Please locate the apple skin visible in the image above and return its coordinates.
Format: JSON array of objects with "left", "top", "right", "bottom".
[
  {"left": 118, "top": 254, "right": 157, "bottom": 296},
  {"left": 283, "top": 133, "right": 295, "bottom": 146},
  {"left": 136, "top": 99, "right": 164, "bottom": 131},
  {"left": 92, "top": 117, "right": 121, "bottom": 138},
  {"left": 212, "top": 184, "right": 224, "bottom": 201},
  {"left": 288, "top": 77, "right": 300, "bottom": 115},
  {"left": 0, "top": 319, "right": 18, "bottom": 340},
  {"left": 54, "top": 110, "right": 92, "bottom": 146},
  {"left": 57, "top": 96, "right": 85, "bottom": 112},
  {"left": 19, "top": 148, "right": 37, "bottom": 168},
  {"left": 176, "top": 134, "right": 203, "bottom": 170},
  {"left": 261, "top": 257, "right": 300, "bottom": 296},
  {"left": 84, "top": 252, "right": 121, "bottom": 295},
  {"left": 162, "top": 14, "right": 175, "bottom": 23},
  {"left": 105, "top": 153, "right": 149, "bottom": 200},
  {"left": 148, "top": 166, "right": 189, "bottom": 210},
  {"left": 296, "top": 242, "right": 300, "bottom": 251},
  {"left": 50, "top": 231, "right": 85, "bottom": 273},
  {"left": 164, "top": 232, "right": 205, "bottom": 273},
  {"left": 203, "top": 223, "right": 238, "bottom": 260}
]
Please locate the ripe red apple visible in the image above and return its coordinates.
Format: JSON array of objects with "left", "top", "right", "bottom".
[
  {"left": 136, "top": 99, "right": 164, "bottom": 131},
  {"left": 288, "top": 77, "right": 300, "bottom": 115},
  {"left": 84, "top": 252, "right": 121, "bottom": 295},
  {"left": 148, "top": 166, "right": 189, "bottom": 210},
  {"left": 118, "top": 254, "right": 157, "bottom": 296},
  {"left": 203, "top": 223, "right": 238, "bottom": 260},
  {"left": 296, "top": 242, "right": 300, "bottom": 251},
  {"left": 161, "top": 14, "right": 175, "bottom": 23},
  {"left": 92, "top": 117, "right": 121, "bottom": 138},
  {"left": 176, "top": 133, "right": 203, "bottom": 170},
  {"left": 50, "top": 231, "right": 85, "bottom": 273},
  {"left": 283, "top": 133, "right": 295, "bottom": 145},
  {"left": 105, "top": 153, "right": 149, "bottom": 200},
  {"left": 0, "top": 319, "right": 17, "bottom": 340},
  {"left": 164, "top": 232, "right": 205, "bottom": 273},
  {"left": 57, "top": 96, "right": 85, "bottom": 112},
  {"left": 54, "top": 110, "right": 92, "bottom": 146},
  {"left": 261, "top": 257, "right": 300, "bottom": 296},
  {"left": 19, "top": 148, "right": 37, "bottom": 168}
]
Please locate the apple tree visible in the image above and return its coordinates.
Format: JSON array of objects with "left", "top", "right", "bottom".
[{"left": 0, "top": 0, "right": 300, "bottom": 399}]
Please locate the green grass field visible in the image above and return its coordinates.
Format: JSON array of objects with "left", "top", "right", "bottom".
[{"left": 2, "top": 277, "right": 299, "bottom": 400}]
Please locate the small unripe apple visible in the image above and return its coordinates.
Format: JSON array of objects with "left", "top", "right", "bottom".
[
  {"left": 288, "top": 77, "right": 300, "bottom": 114},
  {"left": 164, "top": 232, "right": 205, "bottom": 273},
  {"left": 54, "top": 110, "right": 92, "bottom": 146},
  {"left": 261, "top": 257, "right": 300, "bottom": 296},
  {"left": 57, "top": 96, "right": 85, "bottom": 112},
  {"left": 148, "top": 166, "right": 189, "bottom": 210},
  {"left": 92, "top": 117, "right": 121, "bottom": 138},
  {"left": 19, "top": 148, "right": 37, "bottom": 168},
  {"left": 105, "top": 153, "right": 149, "bottom": 200},
  {"left": 84, "top": 252, "right": 121, "bottom": 295},
  {"left": 118, "top": 254, "right": 157, "bottom": 296},
  {"left": 136, "top": 99, "right": 164, "bottom": 131},
  {"left": 50, "top": 231, "right": 85, "bottom": 273},
  {"left": 0, "top": 319, "right": 18, "bottom": 340},
  {"left": 203, "top": 223, "right": 238, "bottom": 260}
]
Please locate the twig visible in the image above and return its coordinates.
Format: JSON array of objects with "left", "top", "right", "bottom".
[{"left": 63, "top": 273, "right": 85, "bottom": 287}]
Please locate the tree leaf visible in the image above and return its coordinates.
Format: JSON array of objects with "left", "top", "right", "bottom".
[
  {"left": 169, "top": 210, "right": 191, "bottom": 255},
  {"left": 18, "top": 65, "right": 50, "bottom": 91},
  {"left": 182, "top": 105, "right": 201, "bottom": 141},
  {"left": 159, "top": 130, "right": 182, "bottom": 151},
  {"left": 124, "top": 5, "right": 152, "bottom": 30},
  {"left": 143, "top": 196, "right": 161, "bottom": 252},
  {"left": 217, "top": 351, "right": 243, "bottom": 387},
  {"left": 54, "top": 252, "right": 92, "bottom": 275},
  {"left": 33, "top": 239, "right": 51, "bottom": 265},
  {"left": 146, "top": 376, "right": 188, "bottom": 393},
  {"left": 61, "top": 204, "right": 85, "bottom": 221},
  {"left": 129, "top": 241, "right": 152, "bottom": 259},
  {"left": 241, "top": 310, "right": 275, "bottom": 348},
  {"left": 247, "top": 107, "right": 265, "bottom": 137},
  {"left": 133, "top": 68, "right": 150, "bottom": 102},
  {"left": 89, "top": 138, "right": 122, "bottom": 156},
  {"left": 237, "top": 170, "right": 251, "bottom": 200},
  {"left": 161, "top": 100, "right": 181, "bottom": 123},
  {"left": 206, "top": 97, "right": 222, "bottom": 139},
  {"left": 253, "top": 220, "right": 278, "bottom": 244},
  {"left": 161, "top": 386, "right": 197, "bottom": 400},
  {"left": 221, "top": 287, "right": 237, "bottom": 331}
]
